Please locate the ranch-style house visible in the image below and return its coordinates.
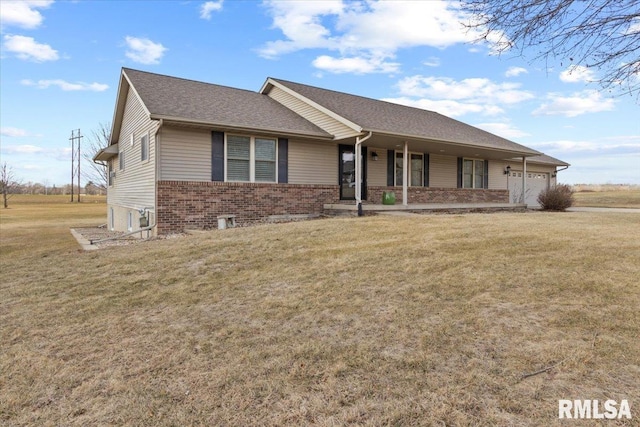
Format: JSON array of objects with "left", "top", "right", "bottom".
[{"left": 95, "top": 68, "right": 569, "bottom": 234}]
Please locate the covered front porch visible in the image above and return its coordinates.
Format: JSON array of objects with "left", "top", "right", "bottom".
[{"left": 342, "top": 130, "right": 540, "bottom": 211}]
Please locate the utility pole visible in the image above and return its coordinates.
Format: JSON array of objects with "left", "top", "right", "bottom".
[{"left": 70, "top": 129, "right": 83, "bottom": 202}]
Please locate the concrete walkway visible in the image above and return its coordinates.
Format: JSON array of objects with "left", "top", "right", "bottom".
[{"left": 567, "top": 207, "right": 640, "bottom": 213}]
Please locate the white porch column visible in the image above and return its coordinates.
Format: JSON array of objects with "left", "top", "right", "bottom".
[
  {"left": 522, "top": 156, "right": 527, "bottom": 205},
  {"left": 354, "top": 132, "right": 372, "bottom": 215},
  {"left": 355, "top": 142, "right": 361, "bottom": 205},
  {"left": 403, "top": 141, "right": 408, "bottom": 206}
]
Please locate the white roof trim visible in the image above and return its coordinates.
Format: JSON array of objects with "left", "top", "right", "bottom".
[{"left": 262, "top": 78, "right": 363, "bottom": 134}]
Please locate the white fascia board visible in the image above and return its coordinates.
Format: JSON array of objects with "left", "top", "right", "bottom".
[
  {"left": 371, "top": 129, "right": 542, "bottom": 157},
  {"left": 263, "top": 78, "right": 363, "bottom": 134}
]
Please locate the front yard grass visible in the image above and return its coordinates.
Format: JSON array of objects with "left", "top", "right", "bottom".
[
  {"left": 573, "top": 190, "right": 640, "bottom": 208},
  {"left": 1, "top": 198, "right": 639, "bottom": 426}
]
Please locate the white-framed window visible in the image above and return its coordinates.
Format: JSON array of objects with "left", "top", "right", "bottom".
[
  {"left": 108, "top": 160, "right": 114, "bottom": 186},
  {"left": 140, "top": 134, "right": 149, "bottom": 162},
  {"left": 395, "top": 152, "right": 423, "bottom": 186},
  {"left": 462, "top": 158, "right": 486, "bottom": 189},
  {"left": 127, "top": 212, "right": 133, "bottom": 232},
  {"left": 119, "top": 150, "right": 125, "bottom": 171},
  {"left": 225, "top": 134, "right": 277, "bottom": 182}
]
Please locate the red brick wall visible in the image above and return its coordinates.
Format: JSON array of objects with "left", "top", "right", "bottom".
[
  {"left": 156, "top": 181, "right": 510, "bottom": 234},
  {"left": 156, "top": 181, "right": 340, "bottom": 234},
  {"left": 366, "top": 186, "right": 509, "bottom": 204}
]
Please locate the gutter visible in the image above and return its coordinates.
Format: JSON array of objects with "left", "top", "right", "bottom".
[
  {"left": 150, "top": 115, "right": 333, "bottom": 140},
  {"left": 553, "top": 165, "right": 569, "bottom": 179}
]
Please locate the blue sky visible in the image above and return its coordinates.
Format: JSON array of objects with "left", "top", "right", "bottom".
[{"left": 1, "top": 0, "right": 639, "bottom": 186}]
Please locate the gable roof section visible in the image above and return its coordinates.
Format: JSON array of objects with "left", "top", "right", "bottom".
[
  {"left": 118, "top": 68, "right": 331, "bottom": 140},
  {"left": 266, "top": 78, "right": 540, "bottom": 156}
]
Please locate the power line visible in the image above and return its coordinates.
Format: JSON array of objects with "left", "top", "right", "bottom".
[{"left": 70, "top": 129, "right": 83, "bottom": 202}]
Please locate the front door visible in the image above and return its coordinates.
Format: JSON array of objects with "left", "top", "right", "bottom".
[{"left": 339, "top": 144, "right": 366, "bottom": 200}]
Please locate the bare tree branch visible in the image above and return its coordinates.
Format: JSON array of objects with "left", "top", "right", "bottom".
[
  {"left": 1, "top": 162, "right": 22, "bottom": 208},
  {"left": 462, "top": 0, "right": 640, "bottom": 98},
  {"left": 82, "top": 122, "right": 111, "bottom": 190}
]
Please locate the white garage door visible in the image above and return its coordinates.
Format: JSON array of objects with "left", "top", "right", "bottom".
[{"left": 508, "top": 171, "right": 549, "bottom": 207}]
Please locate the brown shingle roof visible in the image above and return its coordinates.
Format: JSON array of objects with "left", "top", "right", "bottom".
[
  {"left": 269, "top": 78, "right": 541, "bottom": 156},
  {"left": 122, "top": 68, "right": 331, "bottom": 138}
]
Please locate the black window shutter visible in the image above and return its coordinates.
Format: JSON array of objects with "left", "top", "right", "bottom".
[
  {"left": 457, "top": 157, "right": 463, "bottom": 188},
  {"left": 387, "top": 150, "right": 394, "bottom": 186},
  {"left": 211, "top": 131, "right": 224, "bottom": 181},
  {"left": 278, "top": 138, "right": 288, "bottom": 183},
  {"left": 423, "top": 153, "right": 430, "bottom": 187},
  {"left": 483, "top": 160, "right": 489, "bottom": 189}
]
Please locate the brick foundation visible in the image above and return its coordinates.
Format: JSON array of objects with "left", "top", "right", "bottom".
[
  {"left": 366, "top": 186, "right": 509, "bottom": 204},
  {"left": 156, "top": 181, "right": 510, "bottom": 234},
  {"left": 156, "top": 181, "right": 340, "bottom": 234}
]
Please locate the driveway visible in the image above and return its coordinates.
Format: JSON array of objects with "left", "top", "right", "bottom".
[{"left": 567, "top": 207, "right": 640, "bottom": 213}]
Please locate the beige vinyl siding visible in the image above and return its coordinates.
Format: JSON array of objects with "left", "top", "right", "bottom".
[
  {"left": 429, "top": 154, "right": 457, "bottom": 188},
  {"left": 367, "top": 147, "right": 388, "bottom": 187},
  {"left": 108, "top": 86, "right": 156, "bottom": 210},
  {"left": 160, "top": 126, "right": 212, "bottom": 181},
  {"left": 489, "top": 160, "right": 508, "bottom": 190},
  {"left": 288, "top": 139, "right": 337, "bottom": 185},
  {"left": 268, "top": 86, "right": 358, "bottom": 140}
]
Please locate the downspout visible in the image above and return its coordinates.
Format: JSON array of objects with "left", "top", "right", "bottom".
[
  {"left": 153, "top": 119, "right": 163, "bottom": 234},
  {"left": 89, "top": 222, "right": 157, "bottom": 245},
  {"left": 552, "top": 165, "right": 569, "bottom": 186},
  {"left": 522, "top": 156, "right": 527, "bottom": 206},
  {"left": 355, "top": 131, "right": 373, "bottom": 216}
]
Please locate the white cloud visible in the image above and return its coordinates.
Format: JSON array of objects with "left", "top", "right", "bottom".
[
  {"left": 383, "top": 75, "right": 534, "bottom": 116},
  {"left": 312, "top": 54, "right": 399, "bottom": 74},
  {"left": 423, "top": 56, "right": 441, "bottom": 67},
  {"left": 559, "top": 65, "right": 596, "bottom": 83},
  {"left": 380, "top": 96, "right": 503, "bottom": 117},
  {"left": 1, "top": 127, "right": 29, "bottom": 137},
  {"left": 397, "top": 76, "right": 534, "bottom": 104},
  {"left": 21, "top": 79, "right": 109, "bottom": 91},
  {"left": 258, "top": 1, "right": 343, "bottom": 58},
  {"left": 505, "top": 66, "right": 527, "bottom": 77},
  {"left": 259, "top": 1, "right": 487, "bottom": 74},
  {"left": 200, "top": 1, "right": 223, "bottom": 20},
  {"left": 2, "top": 34, "right": 58, "bottom": 62},
  {"left": 533, "top": 90, "right": 615, "bottom": 117},
  {"left": 475, "top": 122, "right": 530, "bottom": 139},
  {"left": 0, "top": 0, "right": 53, "bottom": 29},
  {"left": 124, "top": 36, "right": 166, "bottom": 65},
  {"left": 532, "top": 137, "right": 640, "bottom": 154},
  {"left": 2, "top": 144, "right": 44, "bottom": 154}
]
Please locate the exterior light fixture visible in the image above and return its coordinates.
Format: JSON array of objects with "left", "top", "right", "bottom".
[
  {"left": 504, "top": 165, "right": 511, "bottom": 175},
  {"left": 371, "top": 151, "right": 379, "bottom": 161}
]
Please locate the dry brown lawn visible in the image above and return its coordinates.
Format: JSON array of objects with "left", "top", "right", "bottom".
[
  {"left": 1, "top": 197, "right": 639, "bottom": 426},
  {"left": 573, "top": 190, "right": 640, "bottom": 209}
]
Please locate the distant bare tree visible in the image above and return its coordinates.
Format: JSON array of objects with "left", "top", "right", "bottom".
[
  {"left": 1, "top": 162, "right": 21, "bottom": 208},
  {"left": 463, "top": 0, "right": 640, "bottom": 97},
  {"left": 82, "top": 122, "right": 111, "bottom": 190}
]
